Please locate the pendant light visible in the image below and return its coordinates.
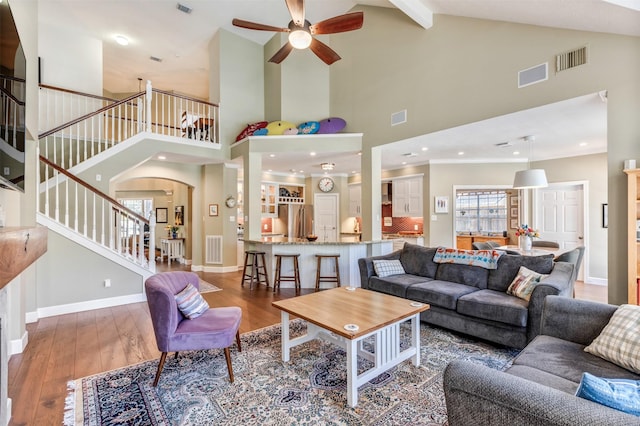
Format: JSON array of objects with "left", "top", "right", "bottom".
[{"left": 513, "top": 135, "right": 548, "bottom": 189}]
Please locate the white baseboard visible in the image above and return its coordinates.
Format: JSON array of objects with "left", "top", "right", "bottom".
[
  {"left": 6, "top": 398, "right": 11, "bottom": 426},
  {"left": 191, "top": 264, "right": 238, "bottom": 273},
  {"left": 190, "top": 264, "right": 203, "bottom": 272},
  {"left": 585, "top": 277, "right": 607, "bottom": 286},
  {"left": 36, "top": 293, "right": 147, "bottom": 319},
  {"left": 9, "top": 331, "right": 28, "bottom": 356},
  {"left": 25, "top": 311, "right": 38, "bottom": 324}
]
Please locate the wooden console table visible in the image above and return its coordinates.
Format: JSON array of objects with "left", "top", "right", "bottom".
[{"left": 0, "top": 226, "right": 48, "bottom": 289}]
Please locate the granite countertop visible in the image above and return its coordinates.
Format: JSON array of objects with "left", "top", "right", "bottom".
[{"left": 244, "top": 237, "right": 386, "bottom": 245}]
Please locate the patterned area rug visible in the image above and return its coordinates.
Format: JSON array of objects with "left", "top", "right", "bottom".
[
  {"left": 65, "top": 321, "right": 518, "bottom": 425},
  {"left": 198, "top": 279, "right": 222, "bottom": 293}
]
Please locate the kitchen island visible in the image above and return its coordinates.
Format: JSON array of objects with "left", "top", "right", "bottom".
[{"left": 243, "top": 237, "right": 393, "bottom": 290}]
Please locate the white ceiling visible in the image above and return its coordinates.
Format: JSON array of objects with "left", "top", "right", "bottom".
[{"left": 37, "top": 0, "right": 637, "bottom": 173}]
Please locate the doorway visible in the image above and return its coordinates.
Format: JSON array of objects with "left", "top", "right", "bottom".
[
  {"left": 534, "top": 182, "right": 587, "bottom": 281},
  {"left": 314, "top": 193, "right": 339, "bottom": 242}
]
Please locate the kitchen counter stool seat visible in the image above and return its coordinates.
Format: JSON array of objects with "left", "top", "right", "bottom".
[
  {"left": 241, "top": 250, "right": 270, "bottom": 289},
  {"left": 315, "top": 254, "right": 341, "bottom": 291},
  {"left": 273, "top": 253, "right": 301, "bottom": 292}
]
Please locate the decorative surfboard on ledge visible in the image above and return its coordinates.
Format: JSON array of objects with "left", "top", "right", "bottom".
[
  {"left": 236, "top": 121, "right": 268, "bottom": 141},
  {"left": 266, "top": 120, "right": 297, "bottom": 136},
  {"left": 317, "top": 117, "right": 346, "bottom": 134},
  {"left": 253, "top": 128, "right": 268, "bottom": 136},
  {"left": 297, "top": 121, "right": 320, "bottom": 134}
]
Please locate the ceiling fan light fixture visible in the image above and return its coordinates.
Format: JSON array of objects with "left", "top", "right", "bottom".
[{"left": 289, "top": 29, "right": 312, "bottom": 49}]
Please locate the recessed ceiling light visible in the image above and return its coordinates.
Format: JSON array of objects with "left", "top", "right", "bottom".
[
  {"left": 269, "top": 154, "right": 276, "bottom": 158},
  {"left": 513, "top": 151, "right": 520, "bottom": 155},
  {"left": 352, "top": 170, "right": 357, "bottom": 174},
  {"left": 310, "top": 152, "right": 316, "bottom": 156},
  {"left": 158, "top": 155, "right": 166, "bottom": 160},
  {"left": 421, "top": 147, "right": 428, "bottom": 151},
  {"left": 115, "top": 35, "right": 129, "bottom": 46},
  {"left": 358, "top": 152, "right": 362, "bottom": 156},
  {"left": 299, "top": 170, "right": 304, "bottom": 173},
  {"left": 458, "top": 151, "right": 464, "bottom": 155},
  {"left": 579, "top": 142, "right": 588, "bottom": 147},
  {"left": 267, "top": 169, "right": 272, "bottom": 172},
  {"left": 402, "top": 161, "right": 407, "bottom": 165}
]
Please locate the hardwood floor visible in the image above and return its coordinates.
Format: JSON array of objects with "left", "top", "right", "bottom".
[{"left": 7, "top": 262, "right": 608, "bottom": 425}]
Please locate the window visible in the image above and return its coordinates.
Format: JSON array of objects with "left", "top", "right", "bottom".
[
  {"left": 455, "top": 190, "right": 507, "bottom": 234},
  {"left": 118, "top": 198, "right": 153, "bottom": 237}
]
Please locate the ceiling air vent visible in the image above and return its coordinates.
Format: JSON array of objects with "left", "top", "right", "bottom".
[
  {"left": 391, "top": 109, "right": 407, "bottom": 126},
  {"left": 518, "top": 63, "right": 548, "bottom": 88},
  {"left": 556, "top": 46, "right": 588, "bottom": 72},
  {"left": 150, "top": 56, "right": 163, "bottom": 63},
  {"left": 495, "top": 141, "right": 513, "bottom": 148},
  {"left": 176, "top": 3, "right": 192, "bottom": 14}
]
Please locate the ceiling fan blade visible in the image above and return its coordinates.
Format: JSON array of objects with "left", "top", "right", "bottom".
[
  {"left": 309, "top": 38, "right": 341, "bottom": 65},
  {"left": 285, "top": 0, "right": 305, "bottom": 27},
  {"left": 269, "top": 43, "right": 294, "bottom": 64},
  {"left": 310, "top": 11, "right": 363, "bottom": 35},
  {"left": 232, "top": 18, "right": 289, "bottom": 32}
]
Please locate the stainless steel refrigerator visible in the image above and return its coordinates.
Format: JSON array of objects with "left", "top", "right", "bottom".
[{"left": 277, "top": 204, "right": 314, "bottom": 238}]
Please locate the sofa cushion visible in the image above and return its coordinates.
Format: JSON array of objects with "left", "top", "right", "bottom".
[
  {"left": 506, "top": 266, "right": 549, "bottom": 301},
  {"left": 513, "top": 335, "right": 640, "bottom": 384},
  {"left": 399, "top": 244, "right": 438, "bottom": 278},
  {"left": 575, "top": 372, "right": 640, "bottom": 416},
  {"left": 373, "top": 259, "right": 406, "bottom": 277},
  {"left": 487, "top": 254, "right": 554, "bottom": 292},
  {"left": 368, "top": 274, "right": 431, "bottom": 298},
  {"left": 584, "top": 304, "right": 640, "bottom": 374},
  {"left": 405, "top": 280, "right": 479, "bottom": 310},
  {"left": 435, "top": 263, "right": 489, "bottom": 289},
  {"left": 457, "top": 289, "right": 528, "bottom": 327},
  {"left": 506, "top": 364, "right": 580, "bottom": 394}
]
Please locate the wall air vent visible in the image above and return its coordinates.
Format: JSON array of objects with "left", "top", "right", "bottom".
[
  {"left": 176, "top": 3, "right": 193, "bottom": 14},
  {"left": 391, "top": 109, "right": 407, "bottom": 126},
  {"left": 518, "top": 62, "right": 548, "bottom": 88},
  {"left": 556, "top": 46, "right": 588, "bottom": 72}
]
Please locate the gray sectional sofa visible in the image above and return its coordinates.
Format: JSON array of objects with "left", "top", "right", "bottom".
[
  {"left": 358, "top": 243, "right": 574, "bottom": 349},
  {"left": 444, "top": 296, "right": 640, "bottom": 425}
]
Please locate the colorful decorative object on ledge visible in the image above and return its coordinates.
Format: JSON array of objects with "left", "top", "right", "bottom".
[
  {"left": 297, "top": 121, "right": 320, "bottom": 134},
  {"left": 317, "top": 117, "right": 346, "bottom": 134},
  {"left": 235, "top": 121, "right": 268, "bottom": 141},
  {"left": 266, "top": 120, "right": 297, "bottom": 135}
]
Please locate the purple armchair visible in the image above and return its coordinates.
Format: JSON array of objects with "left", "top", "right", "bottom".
[{"left": 145, "top": 271, "right": 242, "bottom": 386}]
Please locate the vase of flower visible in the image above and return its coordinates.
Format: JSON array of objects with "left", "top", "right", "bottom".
[
  {"left": 520, "top": 236, "right": 532, "bottom": 251},
  {"left": 515, "top": 224, "right": 539, "bottom": 251}
]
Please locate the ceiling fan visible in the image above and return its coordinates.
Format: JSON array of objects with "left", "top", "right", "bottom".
[{"left": 232, "top": 0, "right": 363, "bottom": 65}]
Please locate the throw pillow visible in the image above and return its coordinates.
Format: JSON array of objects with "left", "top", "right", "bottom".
[
  {"left": 584, "top": 304, "right": 640, "bottom": 374},
  {"left": 174, "top": 283, "right": 209, "bottom": 319},
  {"left": 575, "top": 372, "right": 640, "bottom": 416},
  {"left": 506, "top": 266, "right": 548, "bottom": 301},
  {"left": 373, "top": 259, "right": 406, "bottom": 278}
]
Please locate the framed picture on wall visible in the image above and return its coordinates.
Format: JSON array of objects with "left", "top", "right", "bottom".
[
  {"left": 510, "top": 207, "right": 518, "bottom": 218},
  {"left": 510, "top": 196, "right": 519, "bottom": 206},
  {"left": 435, "top": 196, "right": 449, "bottom": 213},
  {"left": 510, "top": 219, "right": 518, "bottom": 229},
  {"left": 209, "top": 204, "right": 219, "bottom": 217},
  {"left": 156, "top": 207, "right": 168, "bottom": 223},
  {"left": 175, "top": 205, "right": 184, "bottom": 225}
]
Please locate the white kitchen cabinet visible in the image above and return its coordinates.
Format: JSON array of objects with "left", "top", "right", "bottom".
[
  {"left": 392, "top": 177, "right": 423, "bottom": 217},
  {"left": 261, "top": 182, "right": 278, "bottom": 217},
  {"left": 348, "top": 184, "right": 362, "bottom": 217}
]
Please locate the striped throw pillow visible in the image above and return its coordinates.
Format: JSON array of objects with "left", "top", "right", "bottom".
[
  {"left": 174, "top": 283, "right": 209, "bottom": 319},
  {"left": 584, "top": 304, "right": 640, "bottom": 374}
]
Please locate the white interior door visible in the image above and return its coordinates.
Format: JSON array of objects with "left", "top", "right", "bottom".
[
  {"left": 314, "top": 193, "right": 339, "bottom": 242},
  {"left": 534, "top": 183, "right": 585, "bottom": 280}
]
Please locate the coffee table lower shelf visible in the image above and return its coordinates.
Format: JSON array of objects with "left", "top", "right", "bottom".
[{"left": 279, "top": 311, "right": 422, "bottom": 407}]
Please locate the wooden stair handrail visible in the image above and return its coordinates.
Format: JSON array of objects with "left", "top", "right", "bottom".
[
  {"left": 152, "top": 88, "right": 219, "bottom": 108},
  {"left": 38, "top": 91, "right": 144, "bottom": 139},
  {"left": 0, "top": 86, "right": 25, "bottom": 106},
  {"left": 39, "top": 155, "right": 149, "bottom": 224}
]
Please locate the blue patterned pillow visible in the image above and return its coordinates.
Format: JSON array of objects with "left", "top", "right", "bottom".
[
  {"left": 175, "top": 283, "right": 209, "bottom": 319},
  {"left": 373, "top": 259, "right": 406, "bottom": 278},
  {"left": 575, "top": 372, "right": 640, "bottom": 416}
]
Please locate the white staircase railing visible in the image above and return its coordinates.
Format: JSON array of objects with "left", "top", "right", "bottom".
[{"left": 36, "top": 81, "right": 219, "bottom": 273}]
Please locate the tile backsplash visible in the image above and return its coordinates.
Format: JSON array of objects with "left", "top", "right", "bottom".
[{"left": 381, "top": 204, "right": 423, "bottom": 234}]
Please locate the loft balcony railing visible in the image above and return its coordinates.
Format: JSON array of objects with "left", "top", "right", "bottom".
[
  {"left": 39, "top": 81, "right": 219, "bottom": 170},
  {"left": 0, "top": 75, "right": 25, "bottom": 151}
]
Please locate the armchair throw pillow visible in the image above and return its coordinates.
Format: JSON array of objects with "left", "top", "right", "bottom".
[
  {"left": 175, "top": 283, "right": 209, "bottom": 319},
  {"left": 373, "top": 259, "right": 406, "bottom": 278},
  {"left": 506, "top": 266, "right": 548, "bottom": 301},
  {"left": 584, "top": 304, "right": 640, "bottom": 374}
]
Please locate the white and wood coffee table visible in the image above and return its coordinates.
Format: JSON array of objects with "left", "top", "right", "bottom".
[{"left": 272, "top": 287, "right": 429, "bottom": 407}]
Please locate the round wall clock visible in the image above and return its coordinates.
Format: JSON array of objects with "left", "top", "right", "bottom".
[
  {"left": 225, "top": 196, "right": 237, "bottom": 208},
  {"left": 318, "top": 177, "right": 335, "bottom": 193}
]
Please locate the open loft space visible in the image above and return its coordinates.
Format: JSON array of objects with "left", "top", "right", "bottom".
[{"left": 2, "top": 0, "right": 639, "bottom": 424}]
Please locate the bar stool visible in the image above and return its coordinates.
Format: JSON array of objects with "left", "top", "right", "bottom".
[
  {"left": 273, "top": 254, "right": 301, "bottom": 292},
  {"left": 241, "top": 250, "right": 270, "bottom": 289},
  {"left": 315, "top": 254, "right": 341, "bottom": 291}
]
